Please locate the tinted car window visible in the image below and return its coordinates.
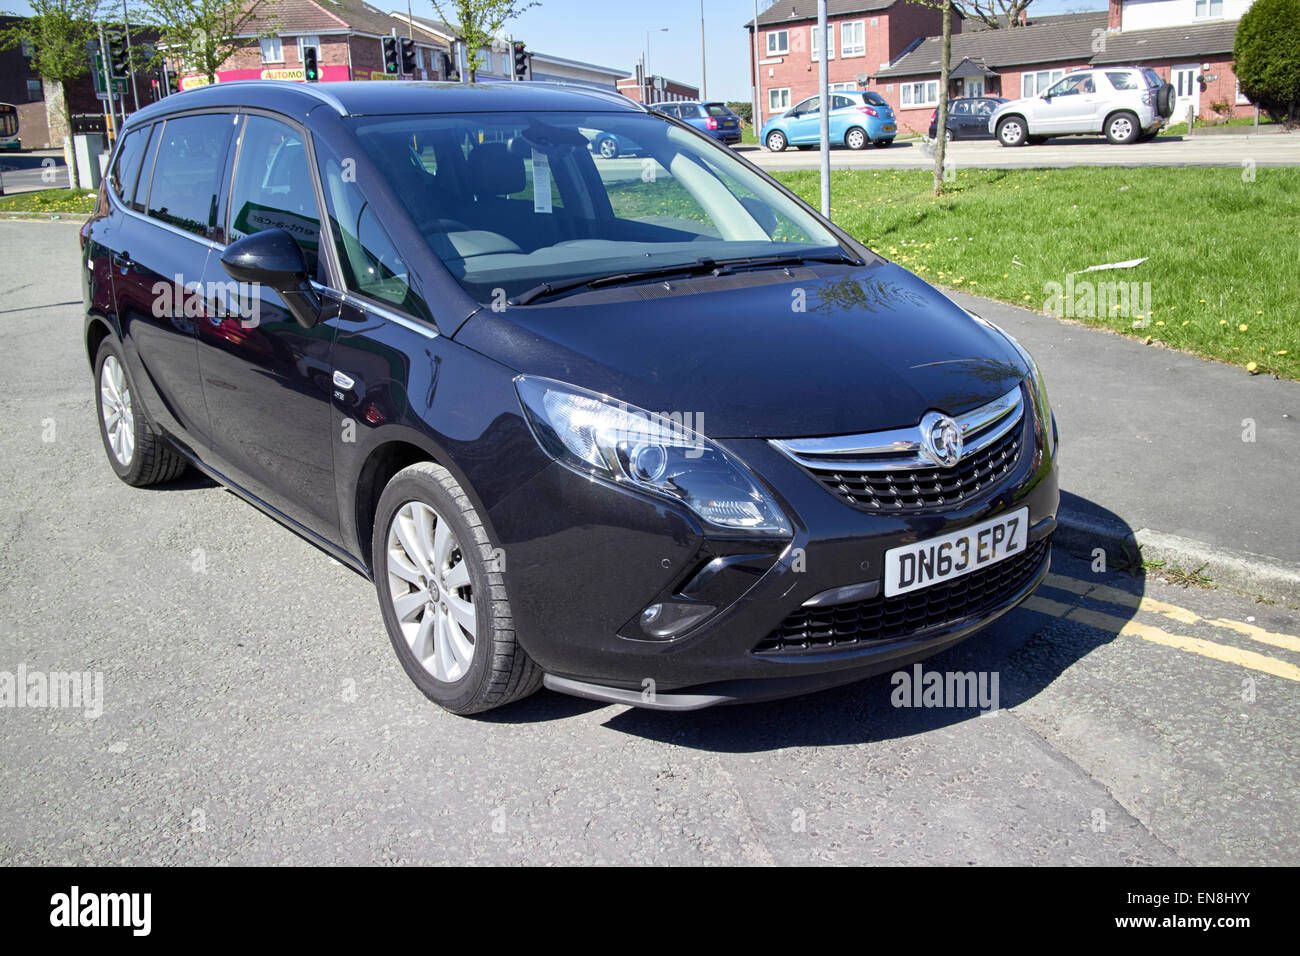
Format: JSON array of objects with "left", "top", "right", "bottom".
[
  {"left": 862, "top": 92, "right": 888, "bottom": 107},
  {"left": 108, "top": 124, "right": 150, "bottom": 203},
  {"left": 228, "top": 115, "right": 322, "bottom": 279},
  {"left": 704, "top": 104, "right": 730, "bottom": 117},
  {"left": 316, "top": 138, "right": 433, "bottom": 322},
  {"left": 974, "top": 99, "right": 995, "bottom": 116},
  {"left": 951, "top": 101, "right": 971, "bottom": 115},
  {"left": 146, "top": 113, "right": 234, "bottom": 239}
]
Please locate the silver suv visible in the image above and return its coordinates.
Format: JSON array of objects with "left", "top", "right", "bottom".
[{"left": 988, "top": 67, "right": 1175, "bottom": 146}]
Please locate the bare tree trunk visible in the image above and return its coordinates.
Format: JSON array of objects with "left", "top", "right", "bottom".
[
  {"left": 932, "top": 6, "right": 952, "bottom": 196},
  {"left": 46, "top": 80, "right": 79, "bottom": 191}
]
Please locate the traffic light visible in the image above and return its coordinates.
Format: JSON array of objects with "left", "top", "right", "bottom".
[
  {"left": 382, "top": 36, "right": 399, "bottom": 75},
  {"left": 399, "top": 36, "right": 415, "bottom": 74},
  {"left": 512, "top": 41, "right": 528, "bottom": 80},
  {"left": 303, "top": 45, "right": 319, "bottom": 82},
  {"left": 106, "top": 30, "right": 128, "bottom": 79},
  {"left": 164, "top": 69, "right": 179, "bottom": 95}
]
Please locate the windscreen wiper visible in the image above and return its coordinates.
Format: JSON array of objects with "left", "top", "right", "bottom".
[{"left": 508, "top": 251, "right": 861, "bottom": 306}]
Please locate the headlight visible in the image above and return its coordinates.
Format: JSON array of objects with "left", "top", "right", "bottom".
[
  {"left": 963, "top": 310, "right": 1055, "bottom": 453},
  {"left": 515, "top": 376, "right": 791, "bottom": 536}
]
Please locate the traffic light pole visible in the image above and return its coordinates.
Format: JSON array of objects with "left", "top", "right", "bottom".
[
  {"left": 97, "top": 22, "right": 117, "bottom": 144},
  {"left": 122, "top": 0, "right": 139, "bottom": 111}
]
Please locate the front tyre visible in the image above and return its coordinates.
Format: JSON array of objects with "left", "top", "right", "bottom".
[
  {"left": 596, "top": 135, "right": 619, "bottom": 159},
  {"left": 373, "top": 461, "right": 542, "bottom": 715},
  {"left": 997, "top": 116, "right": 1027, "bottom": 147},
  {"left": 94, "top": 337, "right": 186, "bottom": 486},
  {"left": 1106, "top": 111, "right": 1140, "bottom": 145},
  {"left": 765, "top": 130, "right": 787, "bottom": 152}
]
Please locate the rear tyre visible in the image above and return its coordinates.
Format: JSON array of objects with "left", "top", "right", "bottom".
[
  {"left": 996, "top": 116, "right": 1027, "bottom": 147},
  {"left": 765, "top": 130, "right": 787, "bottom": 152},
  {"left": 94, "top": 337, "right": 186, "bottom": 487},
  {"left": 372, "top": 461, "right": 543, "bottom": 715},
  {"left": 595, "top": 135, "right": 619, "bottom": 159},
  {"left": 845, "top": 127, "right": 868, "bottom": 150},
  {"left": 1106, "top": 111, "right": 1140, "bottom": 145}
]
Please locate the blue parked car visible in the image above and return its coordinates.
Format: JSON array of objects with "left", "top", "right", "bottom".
[
  {"left": 761, "top": 90, "right": 896, "bottom": 151},
  {"left": 654, "top": 101, "right": 742, "bottom": 146}
]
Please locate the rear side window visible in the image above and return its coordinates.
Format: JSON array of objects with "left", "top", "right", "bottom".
[
  {"left": 705, "top": 104, "right": 730, "bottom": 117},
  {"left": 108, "top": 124, "right": 150, "bottom": 203},
  {"left": 1106, "top": 71, "right": 1139, "bottom": 90},
  {"left": 678, "top": 104, "right": 701, "bottom": 118},
  {"left": 228, "top": 115, "right": 323, "bottom": 279},
  {"left": 146, "top": 113, "right": 234, "bottom": 239}
]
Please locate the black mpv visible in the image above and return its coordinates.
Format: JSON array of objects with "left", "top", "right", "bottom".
[{"left": 81, "top": 81, "right": 1059, "bottom": 713}]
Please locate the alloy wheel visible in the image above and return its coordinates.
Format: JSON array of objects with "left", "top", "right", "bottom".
[
  {"left": 385, "top": 500, "right": 476, "bottom": 683},
  {"left": 99, "top": 355, "right": 135, "bottom": 467}
]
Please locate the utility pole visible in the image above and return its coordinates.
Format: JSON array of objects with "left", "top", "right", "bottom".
[
  {"left": 97, "top": 22, "right": 116, "bottom": 144},
  {"left": 818, "top": 0, "right": 829, "bottom": 216},
  {"left": 699, "top": 0, "right": 706, "bottom": 101},
  {"left": 751, "top": 0, "right": 761, "bottom": 137}
]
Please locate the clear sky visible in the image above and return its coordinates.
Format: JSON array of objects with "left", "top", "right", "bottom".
[{"left": 4, "top": 0, "right": 1109, "bottom": 101}]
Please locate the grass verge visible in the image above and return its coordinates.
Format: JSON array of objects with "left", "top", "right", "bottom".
[{"left": 0, "top": 187, "right": 97, "bottom": 215}]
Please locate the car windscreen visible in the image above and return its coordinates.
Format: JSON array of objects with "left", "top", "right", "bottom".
[{"left": 345, "top": 111, "right": 844, "bottom": 302}]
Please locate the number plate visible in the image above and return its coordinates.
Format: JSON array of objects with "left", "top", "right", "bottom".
[
  {"left": 883, "top": 124, "right": 896, "bottom": 132},
  {"left": 884, "top": 508, "right": 1029, "bottom": 597}
]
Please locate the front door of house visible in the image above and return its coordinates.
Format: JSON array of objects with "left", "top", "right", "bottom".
[{"left": 1172, "top": 65, "right": 1201, "bottom": 126}]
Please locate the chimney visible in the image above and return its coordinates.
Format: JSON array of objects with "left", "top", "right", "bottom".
[{"left": 1108, "top": 0, "right": 1123, "bottom": 30}]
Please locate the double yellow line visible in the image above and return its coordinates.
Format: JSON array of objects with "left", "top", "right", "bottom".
[{"left": 1024, "top": 574, "right": 1300, "bottom": 683}]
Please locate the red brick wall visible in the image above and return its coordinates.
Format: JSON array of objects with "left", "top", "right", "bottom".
[
  {"left": 751, "top": 2, "right": 949, "bottom": 126},
  {"left": 1134, "top": 57, "right": 1255, "bottom": 120}
]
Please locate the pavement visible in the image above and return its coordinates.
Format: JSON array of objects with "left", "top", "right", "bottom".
[
  {"left": 1, "top": 221, "right": 1297, "bottom": 865},
  {"left": 744, "top": 130, "right": 1300, "bottom": 171}
]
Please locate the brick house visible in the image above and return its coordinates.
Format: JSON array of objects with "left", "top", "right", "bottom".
[
  {"left": 745, "top": 0, "right": 957, "bottom": 128},
  {"left": 173, "top": 0, "right": 452, "bottom": 90},
  {"left": 872, "top": 0, "right": 1257, "bottom": 135},
  {"left": 616, "top": 75, "right": 701, "bottom": 105}
]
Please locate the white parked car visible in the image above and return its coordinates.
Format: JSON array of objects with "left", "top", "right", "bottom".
[{"left": 988, "top": 67, "right": 1175, "bottom": 146}]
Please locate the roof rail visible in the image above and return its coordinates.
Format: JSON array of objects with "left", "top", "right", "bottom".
[{"left": 213, "top": 79, "right": 349, "bottom": 115}]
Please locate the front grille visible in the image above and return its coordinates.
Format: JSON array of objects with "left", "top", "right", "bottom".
[
  {"left": 755, "top": 535, "right": 1050, "bottom": 656},
  {"left": 811, "top": 417, "right": 1022, "bottom": 512}
]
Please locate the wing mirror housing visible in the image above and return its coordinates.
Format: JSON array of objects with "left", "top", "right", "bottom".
[{"left": 220, "top": 228, "right": 322, "bottom": 329}]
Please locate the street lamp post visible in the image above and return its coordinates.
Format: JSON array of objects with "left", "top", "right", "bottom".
[{"left": 644, "top": 27, "right": 667, "bottom": 103}]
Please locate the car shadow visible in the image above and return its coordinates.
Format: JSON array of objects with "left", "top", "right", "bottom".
[{"left": 487, "top": 493, "right": 1146, "bottom": 748}]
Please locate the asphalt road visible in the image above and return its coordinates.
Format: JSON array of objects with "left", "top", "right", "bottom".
[
  {"left": 743, "top": 130, "right": 1300, "bottom": 171},
  {"left": 1, "top": 222, "right": 1297, "bottom": 865}
]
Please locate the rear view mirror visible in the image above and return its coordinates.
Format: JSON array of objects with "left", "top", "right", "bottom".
[{"left": 220, "top": 228, "right": 321, "bottom": 329}]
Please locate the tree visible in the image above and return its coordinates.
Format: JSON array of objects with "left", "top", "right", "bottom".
[
  {"left": 0, "top": 0, "right": 104, "bottom": 188},
  {"left": 727, "top": 101, "right": 753, "bottom": 126},
  {"left": 1233, "top": 0, "right": 1300, "bottom": 125},
  {"left": 932, "top": 3, "right": 953, "bottom": 196},
  {"left": 430, "top": 0, "right": 537, "bottom": 81},
  {"left": 135, "top": 0, "right": 275, "bottom": 84},
  {"left": 952, "top": 0, "right": 1034, "bottom": 29}
]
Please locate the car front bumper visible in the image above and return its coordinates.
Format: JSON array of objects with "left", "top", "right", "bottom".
[{"left": 487, "top": 399, "right": 1059, "bottom": 707}]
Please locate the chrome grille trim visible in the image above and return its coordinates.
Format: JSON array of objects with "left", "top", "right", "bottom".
[{"left": 770, "top": 383, "right": 1024, "bottom": 473}]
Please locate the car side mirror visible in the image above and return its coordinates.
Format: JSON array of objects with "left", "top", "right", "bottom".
[{"left": 220, "top": 228, "right": 322, "bottom": 329}]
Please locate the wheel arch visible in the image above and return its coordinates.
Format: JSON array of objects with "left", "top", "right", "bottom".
[{"left": 85, "top": 313, "right": 116, "bottom": 369}]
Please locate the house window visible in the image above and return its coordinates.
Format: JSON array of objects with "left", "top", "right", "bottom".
[
  {"left": 1022, "top": 69, "right": 1065, "bottom": 97},
  {"left": 20, "top": 40, "right": 34, "bottom": 57},
  {"left": 297, "top": 35, "right": 320, "bottom": 65},
  {"left": 829, "top": 81, "right": 857, "bottom": 92},
  {"left": 768, "top": 87, "right": 791, "bottom": 111},
  {"left": 810, "top": 23, "right": 835, "bottom": 61},
  {"left": 900, "top": 80, "right": 939, "bottom": 108},
  {"left": 1194, "top": 0, "right": 1223, "bottom": 16},
  {"left": 27, "top": 79, "right": 42, "bottom": 101},
  {"left": 260, "top": 37, "right": 283, "bottom": 64},
  {"left": 841, "top": 20, "right": 865, "bottom": 57},
  {"left": 766, "top": 30, "right": 789, "bottom": 56}
]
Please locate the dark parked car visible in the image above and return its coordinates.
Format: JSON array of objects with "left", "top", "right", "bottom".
[
  {"left": 654, "top": 101, "right": 742, "bottom": 146},
  {"left": 928, "top": 97, "right": 1007, "bottom": 141},
  {"left": 81, "top": 80, "right": 1058, "bottom": 714}
]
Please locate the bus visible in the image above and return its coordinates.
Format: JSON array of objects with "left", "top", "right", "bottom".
[{"left": 0, "top": 103, "right": 19, "bottom": 150}]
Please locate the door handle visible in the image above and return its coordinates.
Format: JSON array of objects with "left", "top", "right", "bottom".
[{"left": 111, "top": 250, "right": 132, "bottom": 269}]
